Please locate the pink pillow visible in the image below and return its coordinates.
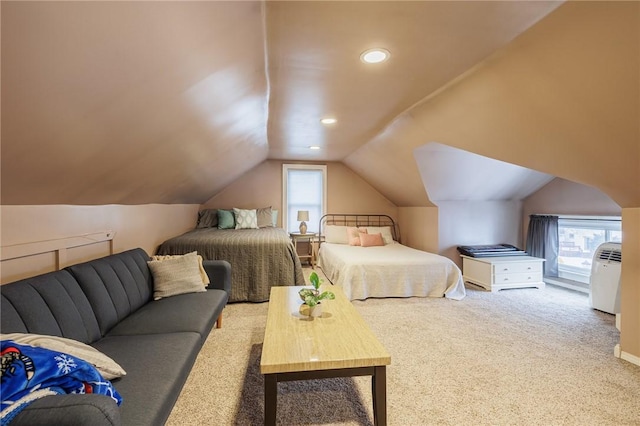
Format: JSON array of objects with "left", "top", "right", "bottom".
[
  {"left": 359, "top": 232, "right": 384, "bottom": 247},
  {"left": 348, "top": 227, "right": 367, "bottom": 246}
]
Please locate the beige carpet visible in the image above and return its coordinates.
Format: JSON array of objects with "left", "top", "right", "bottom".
[{"left": 167, "top": 268, "right": 640, "bottom": 425}]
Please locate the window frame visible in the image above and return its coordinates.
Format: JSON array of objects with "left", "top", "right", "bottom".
[
  {"left": 557, "top": 215, "right": 622, "bottom": 284},
  {"left": 282, "top": 164, "right": 327, "bottom": 233}
]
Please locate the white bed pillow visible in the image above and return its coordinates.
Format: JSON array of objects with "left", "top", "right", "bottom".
[
  {"left": 365, "top": 226, "right": 395, "bottom": 245},
  {"left": 0, "top": 333, "right": 126, "bottom": 380},
  {"left": 324, "top": 225, "right": 349, "bottom": 244},
  {"left": 233, "top": 208, "right": 259, "bottom": 229}
]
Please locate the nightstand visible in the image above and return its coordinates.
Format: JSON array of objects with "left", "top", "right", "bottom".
[{"left": 289, "top": 232, "right": 317, "bottom": 268}]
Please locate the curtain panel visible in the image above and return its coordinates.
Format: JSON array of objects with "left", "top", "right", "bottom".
[{"left": 525, "top": 215, "right": 559, "bottom": 277}]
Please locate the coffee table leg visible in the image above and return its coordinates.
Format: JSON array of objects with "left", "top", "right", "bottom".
[
  {"left": 264, "top": 374, "right": 277, "bottom": 426},
  {"left": 372, "top": 366, "right": 387, "bottom": 426}
]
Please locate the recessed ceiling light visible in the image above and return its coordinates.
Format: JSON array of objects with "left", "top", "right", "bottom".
[
  {"left": 320, "top": 117, "right": 337, "bottom": 125},
  {"left": 360, "top": 48, "right": 390, "bottom": 64},
  {"left": 309, "top": 146, "right": 321, "bottom": 150}
]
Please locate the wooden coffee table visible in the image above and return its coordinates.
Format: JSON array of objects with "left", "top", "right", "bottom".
[{"left": 260, "top": 285, "right": 391, "bottom": 426}]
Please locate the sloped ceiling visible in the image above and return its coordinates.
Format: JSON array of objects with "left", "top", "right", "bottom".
[
  {"left": 414, "top": 143, "right": 554, "bottom": 202},
  {"left": 0, "top": 1, "right": 565, "bottom": 205}
]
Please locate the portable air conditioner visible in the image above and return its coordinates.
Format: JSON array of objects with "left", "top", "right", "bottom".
[{"left": 589, "top": 242, "right": 622, "bottom": 314}]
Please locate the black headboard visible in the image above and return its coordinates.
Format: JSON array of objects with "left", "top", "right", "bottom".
[{"left": 318, "top": 214, "right": 400, "bottom": 243}]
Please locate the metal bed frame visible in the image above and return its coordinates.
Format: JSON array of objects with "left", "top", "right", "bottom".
[{"left": 318, "top": 214, "right": 400, "bottom": 244}]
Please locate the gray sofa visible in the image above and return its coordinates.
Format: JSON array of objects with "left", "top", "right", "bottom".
[{"left": 1, "top": 248, "right": 230, "bottom": 425}]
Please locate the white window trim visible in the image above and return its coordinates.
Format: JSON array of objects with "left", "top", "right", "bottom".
[
  {"left": 556, "top": 214, "right": 622, "bottom": 287},
  {"left": 282, "top": 164, "right": 327, "bottom": 233}
]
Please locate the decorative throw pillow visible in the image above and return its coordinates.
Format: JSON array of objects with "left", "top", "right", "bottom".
[
  {"left": 360, "top": 232, "right": 384, "bottom": 247},
  {"left": 256, "top": 206, "right": 274, "bottom": 228},
  {"left": 0, "top": 333, "right": 126, "bottom": 380},
  {"left": 347, "top": 227, "right": 367, "bottom": 246},
  {"left": 196, "top": 209, "right": 218, "bottom": 229},
  {"left": 324, "top": 225, "right": 349, "bottom": 244},
  {"left": 365, "top": 226, "right": 395, "bottom": 245},
  {"left": 272, "top": 209, "right": 279, "bottom": 227},
  {"left": 148, "top": 252, "right": 207, "bottom": 300},
  {"left": 217, "top": 209, "right": 235, "bottom": 229},
  {"left": 234, "top": 208, "right": 259, "bottom": 229},
  {"left": 151, "top": 252, "right": 210, "bottom": 285}
]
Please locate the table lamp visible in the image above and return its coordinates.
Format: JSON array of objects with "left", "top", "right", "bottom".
[{"left": 297, "top": 210, "right": 309, "bottom": 234}]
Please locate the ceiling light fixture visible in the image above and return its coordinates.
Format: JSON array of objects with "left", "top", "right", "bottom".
[
  {"left": 309, "top": 146, "right": 321, "bottom": 150},
  {"left": 320, "top": 117, "right": 337, "bottom": 125},
  {"left": 360, "top": 48, "right": 390, "bottom": 64}
]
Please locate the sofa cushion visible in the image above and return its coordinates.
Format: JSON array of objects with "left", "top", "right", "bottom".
[
  {"left": 106, "top": 289, "right": 228, "bottom": 343},
  {"left": 0, "top": 270, "right": 101, "bottom": 344},
  {"left": 10, "top": 394, "right": 120, "bottom": 426},
  {"left": 66, "top": 248, "right": 153, "bottom": 336},
  {"left": 92, "top": 332, "right": 201, "bottom": 426}
]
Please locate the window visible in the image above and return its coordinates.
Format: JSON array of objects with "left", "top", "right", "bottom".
[
  {"left": 558, "top": 216, "right": 622, "bottom": 284},
  {"left": 282, "top": 164, "right": 327, "bottom": 234}
]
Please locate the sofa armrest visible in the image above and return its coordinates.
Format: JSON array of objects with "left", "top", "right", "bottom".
[
  {"left": 10, "top": 394, "right": 120, "bottom": 426},
  {"left": 203, "top": 260, "right": 231, "bottom": 295}
]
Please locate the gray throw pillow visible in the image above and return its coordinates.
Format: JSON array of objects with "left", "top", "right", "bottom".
[
  {"left": 196, "top": 209, "right": 218, "bottom": 228},
  {"left": 256, "top": 206, "right": 274, "bottom": 228}
]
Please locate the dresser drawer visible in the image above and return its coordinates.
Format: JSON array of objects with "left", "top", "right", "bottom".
[
  {"left": 492, "top": 262, "right": 542, "bottom": 274},
  {"left": 494, "top": 271, "right": 543, "bottom": 285}
]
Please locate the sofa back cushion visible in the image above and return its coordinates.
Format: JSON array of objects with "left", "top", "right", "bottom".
[
  {"left": 66, "top": 248, "right": 153, "bottom": 336},
  {"left": 0, "top": 270, "right": 101, "bottom": 344}
]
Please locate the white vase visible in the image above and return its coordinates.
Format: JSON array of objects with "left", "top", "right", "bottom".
[{"left": 299, "top": 303, "right": 322, "bottom": 317}]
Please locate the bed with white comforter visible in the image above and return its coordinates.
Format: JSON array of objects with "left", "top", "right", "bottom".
[{"left": 318, "top": 241, "right": 466, "bottom": 301}]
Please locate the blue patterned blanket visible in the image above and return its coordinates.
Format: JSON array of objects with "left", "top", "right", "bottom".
[{"left": 1, "top": 340, "right": 122, "bottom": 425}]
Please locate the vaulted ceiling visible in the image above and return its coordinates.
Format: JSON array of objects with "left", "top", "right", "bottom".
[{"left": 3, "top": 1, "right": 638, "bottom": 207}]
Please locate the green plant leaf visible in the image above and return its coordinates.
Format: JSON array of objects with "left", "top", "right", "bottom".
[
  {"left": 303, "top": 295, "right": 318, "bottom": 307},
  {"left": 309, "top": 271, "right": 320, "bottom": 290},
  {"left": 318, "top": 291, "right": 335, "bottom": 301}
]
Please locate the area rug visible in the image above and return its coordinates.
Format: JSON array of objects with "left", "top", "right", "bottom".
[{"left": 167, "top": 283, "right": 640, "bottom": 425}]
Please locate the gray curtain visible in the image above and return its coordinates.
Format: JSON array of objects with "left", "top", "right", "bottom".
[{"left": 525, "top": 215, "right": 559, "bottom": 277}]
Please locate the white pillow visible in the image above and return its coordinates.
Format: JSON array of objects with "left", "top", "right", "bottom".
[
  {"left": 324, "top": 225, "right": 349, "bottom": 244},
  {"left": 233, "top": 208, "right": 259, "bottom": 229},
  {"left": 365, "top": 226, "right": 395, "bottom": 245},
  {"left": 148, "top": 252, "right": 207, "bottom": 300},
  {"left": 0, "top": 333, "right": 126, "bottom": 380}
]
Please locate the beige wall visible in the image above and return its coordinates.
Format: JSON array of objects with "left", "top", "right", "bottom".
[
  {"left": 398, "top": 207, "right": 439, "bottom": 253},
  {"left": 620, "top": 209, "right": 640, "bottom": 359},
  {"left": 202, "top": 160, "right": 398, "bottom": 229},
  {"left": 1, "top": 204, "right": 199, "bottom": 283}
]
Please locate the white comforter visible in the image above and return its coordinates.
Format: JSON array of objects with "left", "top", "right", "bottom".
[{"left": 317, "top": 242, "right": 466, "bottom": 301}]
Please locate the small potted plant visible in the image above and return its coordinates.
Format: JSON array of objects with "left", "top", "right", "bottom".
[{"left": 298, "top": 271, "right": 335, "bottom": 317}]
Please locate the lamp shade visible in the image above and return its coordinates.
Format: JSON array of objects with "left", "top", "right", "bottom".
[{"left": 297, "top": 210, "right": 309, "bottom": 221}]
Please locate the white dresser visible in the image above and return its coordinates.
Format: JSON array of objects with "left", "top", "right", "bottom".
[{"left": 461, "top": 255, "right": 545, "bottom": 292}]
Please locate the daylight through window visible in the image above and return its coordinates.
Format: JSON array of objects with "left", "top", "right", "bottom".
[
  {"left": 558, "top": 216, "right": 622, "bottom": 284},
  {"left": 282, "top": 164, "right": 327, "bottom": 234}
]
